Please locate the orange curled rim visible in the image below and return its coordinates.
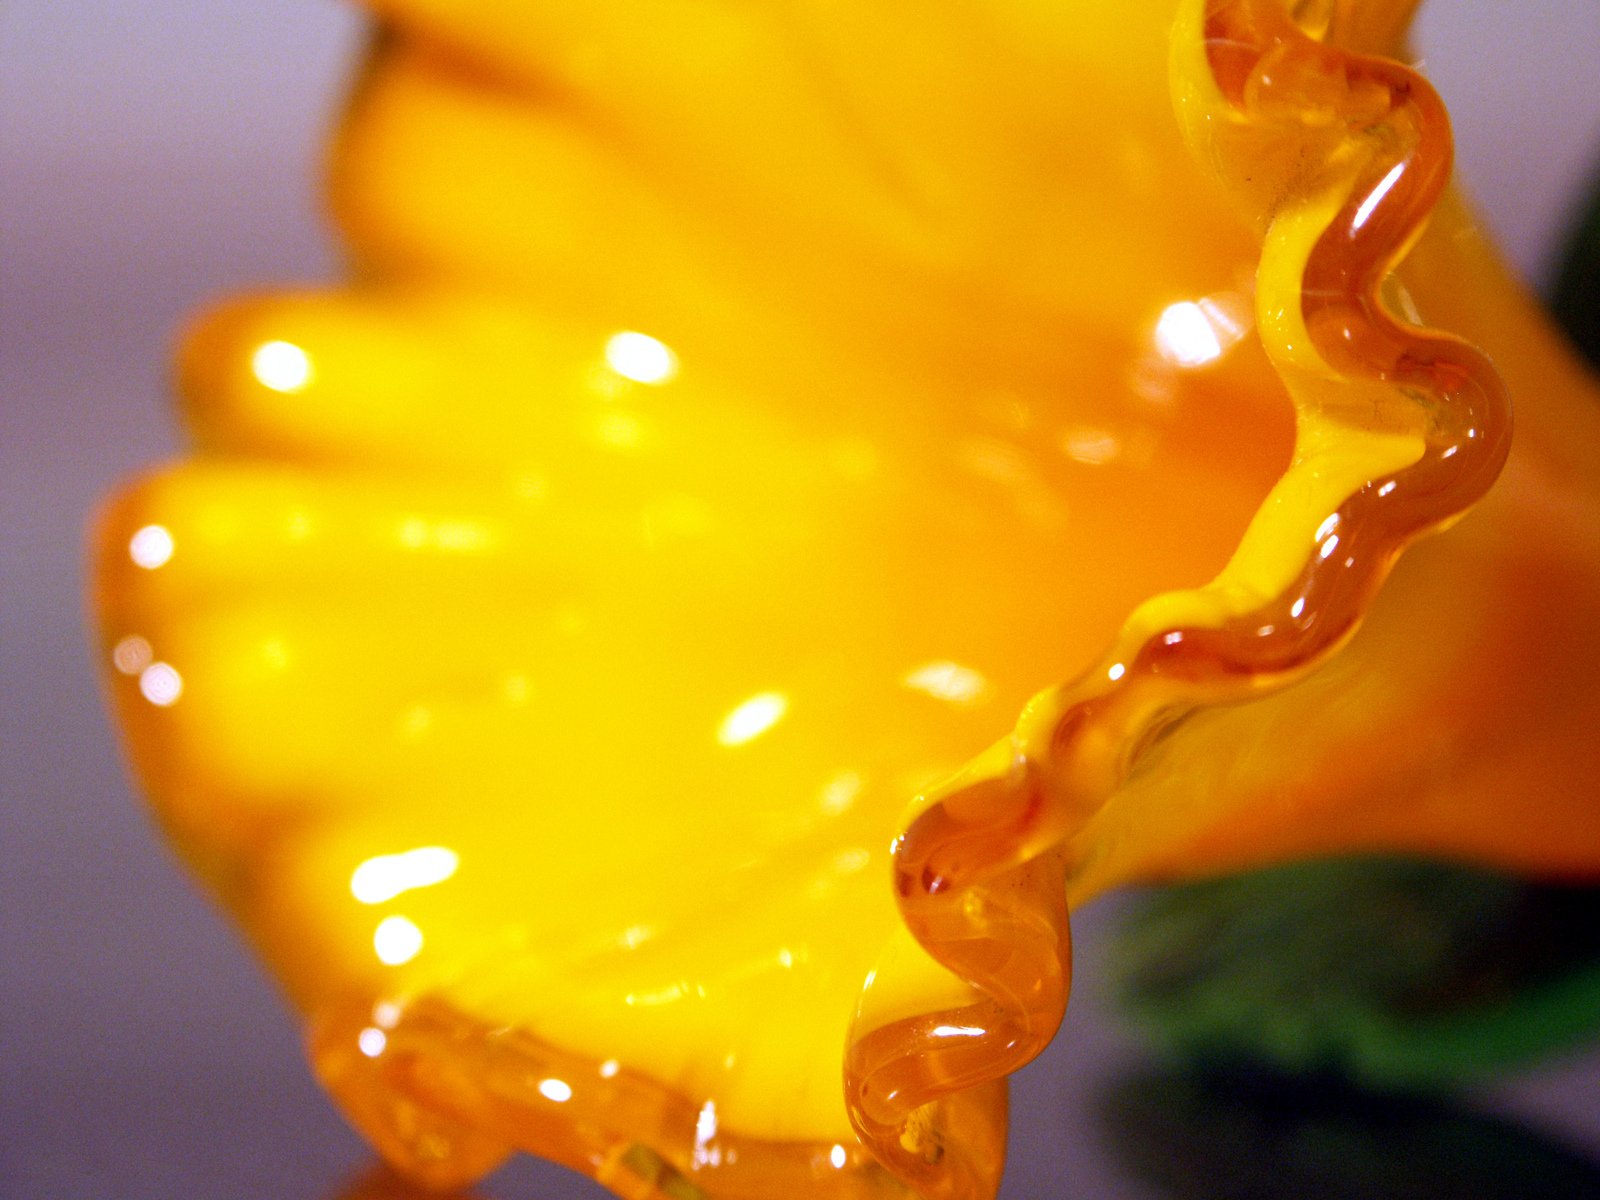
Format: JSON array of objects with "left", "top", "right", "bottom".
[
  {"left": 842, "top": 2, "right": 1511, "bottom": 1196},
  {"left": 311, "top": 996, "right": 994, "bottom": 1200}
]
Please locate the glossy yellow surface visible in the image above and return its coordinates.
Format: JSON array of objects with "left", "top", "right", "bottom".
[{"left": 92, "top": 1, "right": 1600, "bottom": 1198}]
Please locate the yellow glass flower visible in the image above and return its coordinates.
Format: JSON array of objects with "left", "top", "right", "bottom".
[{"left": 92, "top": 1, "right": 1600, "bottom": 1198}]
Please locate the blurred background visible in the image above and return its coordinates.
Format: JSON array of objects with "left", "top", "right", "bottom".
[{"left": 4, "top": 3, "right": 1600, "bottom": 1198}]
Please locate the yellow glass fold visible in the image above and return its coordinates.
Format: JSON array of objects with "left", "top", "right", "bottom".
[{"left": 92, "top": 1, "right": 1600, "bottom": 1198}]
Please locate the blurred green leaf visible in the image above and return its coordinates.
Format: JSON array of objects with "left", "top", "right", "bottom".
[{"left": 1107, "top": 857, "right": 1600, "bottom": 1087}]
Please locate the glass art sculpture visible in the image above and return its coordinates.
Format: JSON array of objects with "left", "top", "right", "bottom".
[{"left": 93, "top": 1, "right": 1600, "bottom": 1197}]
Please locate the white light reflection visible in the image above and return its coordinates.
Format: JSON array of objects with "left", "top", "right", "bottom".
[
  {"left": 1156, "top": 302, "right": 1223, "bottom": 367},
  {"left": 351, "top": 846, "right": 460, "bottom": 905},
  {"left": 112, "top": 635, "right": 152, "bottom": 675},
  {"left": 1155, "top": 294, "right": 1250, "bottom": 368},
  {"left": 251, "top": 340, "right": 313, "bottom": 393},
  {"left": 1290, "top": 597, "right": 1308, "bottom": 619},
  {"left": 357, "top": 1027, "right": 387, "bottom": 1058},
  {"left": 373, "top": 915, "right": 424, "bottom": 966},
  {"left": 717, "top": 692, "right": 789, "bottom": 746},
  {"left": 1108, "top": 662, "right": 1127, "bottom": 682},
  {"left": 139, "top": 662, "right": 183, "bottom": 706},
  {"left": 829, "top": 1144, "right": 849, "bottom": 1170},
  {"left": 902, "top": 661, "right": 990, "bottom": 705},
  {"left": 129, "top": 524, "right": 174, "bottom": 569},
  {"left": 931, "top": 1024, "right": 985, "bottom": 1039},
  {"left": 693, "top": 1100, "right": 720, "bottom": 1167},
  {"left": 537, "top": 1078, "right": 573, "bottom": 1103},
  {"left": 605, "top": 331, "right": 678, "bottom": 385},
  {"left": 599, "top": 1059, "right": 620, "bottom": 1078},
  {"left": 1351, "top": 162, "right": 1406, "bottom": 234}
]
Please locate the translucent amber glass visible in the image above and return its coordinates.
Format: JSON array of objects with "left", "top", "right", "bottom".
[{"left": 93, "top": 1, "right": 1600, "bottom": 1198}]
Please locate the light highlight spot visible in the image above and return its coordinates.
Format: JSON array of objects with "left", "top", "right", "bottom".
[
  {"left": 251, "top": 340, "right": 313, "bottom": 393},
  {"left": 138, "top": 662, "right": 183, "bottom": 706},
  {"left": 129, "top": 525, "right": 173, "bottom": 569},
  {"left": 351, "top": 846, "right": 459, "bottom": 905},
  {"left": 604, "top": 331, "right": 678, "bottom": 385},
  {"left": 833, "top": 847, "right": 871, "bottom": 874},
  {"left": 537, "top": 1078, "right": 573, "bottom": 1103},
  {"left": 372, "top": 1001, "right": 402, "bottom": 1029},
  {"left": 717, "top": 691, "right": 788, "bottom": 746},
  {"left": 624, "top": 983, "right": 687, "bottom": 1007},
  {"left": 373, "top": 915, "right": 423, "bottom": 966},
  {"left": 357, "top": 1027, "right": 387, "bottom": 1058},
  {"left": 619, "top": 924, "right": 655, "bottom": 950},
  {"left": 903, "top": 660, "right": 990, "bottom": 705},
  {"left": 1351, "top": 161, "right": 1406, "bottom": 233},
  {"left": 830, "top": 1144, "right": 849, "bottom": 1170},
  {"left": 112, "top": 635, "right": 152, "bottom": 675},
  {"left": 692, "top": 1100, "right": 721, "bottom": 1166},
  {"left": 820, "top": 771, "right": 863, "bottom": 815},
  {"left": 1062, "top": 427, "right": 1122, "bottom": 465},
  {"left": 1155, "top": 302, "right": 1223, "bottom": 367},
  {"left": 1155, "top": 295, "right": 1248, "bottom": 369}
]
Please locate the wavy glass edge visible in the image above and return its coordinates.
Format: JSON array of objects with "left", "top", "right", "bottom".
[{"left": 840, "top": 2, "right": 1509, "bottom": 1194}]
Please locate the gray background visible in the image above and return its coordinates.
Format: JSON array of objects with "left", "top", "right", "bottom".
[{"left": 5, "top": 3, "right": 1600, "bottom": 1197}]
